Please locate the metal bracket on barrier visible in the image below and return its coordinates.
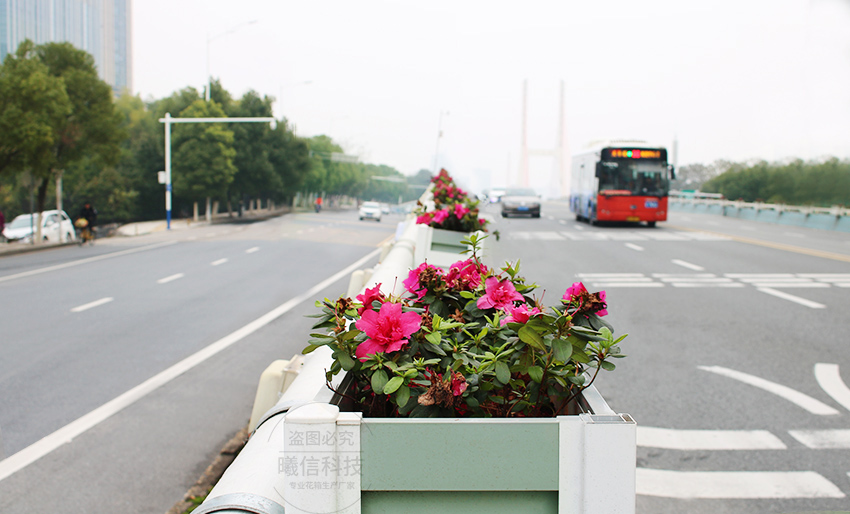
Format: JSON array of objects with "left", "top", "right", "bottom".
[{"left": 191, "top": 492, "right": 286, "bottom": 514}]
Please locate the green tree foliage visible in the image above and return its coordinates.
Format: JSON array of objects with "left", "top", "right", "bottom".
[
  {"left": 701, "top": 158, "right": 850, "bottom": 206},
  {"left": 0, "top": 40, "right": 70, "bottom": 176},
  {"left": 32, "top": 42, "right": 124, "bottom": 217},
  {"left": 171, "top": 100, "right": 237, "bottom": 204}
]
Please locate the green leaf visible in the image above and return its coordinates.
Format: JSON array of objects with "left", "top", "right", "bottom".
[
  {"left": 527, "top": 365, "right": 544, "bottom": 383},
  {"left": 495, "top": 361, "right": 511, "bottom": 384},
  {"left": 552, "top": 338, "right": 572, "bottom": 362},
  {"left": 600, "top": 361, "right": 616, "bottom": 371},
  {"left": 302, "top": 344, "right": 320, "bottom": 354},
  {"left": 518, "top": 325, "right": 546, "bottom": 351},
  {"left": 336, "top": 351, "right": 356, "bottom": 371},
  {"left": 395, "top": 385, "right": 410, "bottom": 407},
  {"left": 371, "top": 370, "right": 388, "bottom": 394},
  {"left": 384, "top": 376, "right": 404, "bottom": 394}
]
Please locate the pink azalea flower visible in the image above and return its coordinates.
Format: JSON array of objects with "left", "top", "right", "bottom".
[
  {"left": 432, "top": 208, "right": 449, "bottom": 224},
  {"left": 596, "top": 290, "right": 609, "bottom": 316},
  {"left": 501, "top": 303, "right": 542, "bottom": 326},
  {"left": 404, "top": 262, "right": 443, "bottom": 300},
  {"left": 445, "top": 258, "right": 486, "bottom": 291},
  {"left": 354, "top": 302, "right": 421, "bottom": 361},
  {"left": 562, "top": 281, "right": 588, "bottom": 303},
  {"left": 453, "top": 203, "right": 470, "bottom": 219},
  {"left": 477, "top": 276, "right": 524, "bottom": 311},
  {"left": 355, "top": 283, "right": 384, "bottom": 315},
  {"left": 416, "top": 212, "right": 434, "bottom": 225}
]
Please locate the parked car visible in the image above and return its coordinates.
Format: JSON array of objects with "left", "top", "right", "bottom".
[
  {"left": 2, "top": 210, "right": 76, "bottom": 243},
  {"left": 500, "top": 188, "right": 541, "bottom": 218},
  {"left": 358, "top": 201, "right": 382, "bottom": 222}
]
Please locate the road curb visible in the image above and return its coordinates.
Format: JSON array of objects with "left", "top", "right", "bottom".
[{"left": 165, "top": 426, "right": 249, "bottom": 514}]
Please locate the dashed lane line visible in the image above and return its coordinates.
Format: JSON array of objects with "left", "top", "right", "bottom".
[
  {"left": 699, "top": 365, "right": 839, "bottom": 415},
  {"left": 624, "top": 243, "right": 644, "bottom": 251},
  {"left": 815, "top": 363, "right": 850, "bottom": 412},
  {"left": 245, "top": 247, "right": 260, "bottom": 254},
  {"left": 0, "top": 248, "right": 382, "bottom": 483},
  {"left": 637, "top": 468, "right": 845, "bottom": 499},
  {"left": 157, "top": 273, "right": 184, "bottom": 284},
  {"left": 211, "top": 258, "right": 228, "bottom": 266},
  {"left": 70, "top": 297, "right": 114, "bottom": 313},
  {"left": 638, "top": 426, "right": 786, "bottom": 450},
  {"left": 671, "top": 259, "right": 705, "bottom": 271},
  {"left": 758, "top": 287, "right": 827, "bottom": 309},
  {"left": 0, "top": 241, "right": 178, "bottom": 285}
]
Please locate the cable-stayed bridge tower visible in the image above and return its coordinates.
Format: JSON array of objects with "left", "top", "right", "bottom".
[{"left": 519, "top": 80, "right": 570, "bottom": 198}]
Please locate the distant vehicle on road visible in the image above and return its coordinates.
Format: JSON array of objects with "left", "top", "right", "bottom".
[
  {"left": 500, "top": 187, "right": 541, "bottom": 218},
  {"left": 570, "top": 141, "right": 675, "bottom": 227},
  {"left": 359, "top": 201, "right": 382, "bottom": 222},
  {"left": 488, "top": 187, "right": 507, "bottom": 203},
  {"left": 2, "top": 210, "right": 76, "bottom": 243}
]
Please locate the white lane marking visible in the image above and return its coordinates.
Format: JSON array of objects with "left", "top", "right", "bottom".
[
  {"left": 659, "top": 277, "right": 733, "bottom": 283},
  {"left": 558, "top": 219, "right": 566, "bottom": 225},
  {"left": 0, "top": 241, "right": 177, "bottom": 285},
  {"left": 547, "top": 215, "right": 555, "bottom": 220},
  {"left": 671, "top": 259, "right": 705, "bottom": 271},
  {"left": 751, "top": 283, "right": 830, "bottom": 288},
  {"left": 672, "top": 283, "right": 745, "bottom": 288},
  {"left": 0, "top": 248, "right": 382, "bottom": 483},
  {"left": 624, "top": 243, "right": 644, "bottom": 251},
  {"left": 576, "top": 273, "right": 645, "bottom": 278},
  {"left": 699, "top": 365, "right": 839, "bottom": 415},
  {"left": 573, "top": 224, "right": 585, "bottom": 231},
  {"left": 157, "top": 273, "right": 184, "bottom": 284},
  {"left": 789, "top": 429, "right": 850, "bottom": 449},
  {"left": 245, "top": 247, "right": 260, "bottom": 254},
  {"left": 815, "top": 363, "right": 850, "bottom": 412},
  {"left": 211, "top": 258, "right": 228, "bottom": 266},
  {"left": 726, "top": 273, "right": 796, "bottom": 278},
  {"left": 70, "top": 297, "right": 114, "bottom": 313},
  {"left": 758, "top": 287, "right": 827, "bottom": 309},
  {"left": 588, "top": 282, "right": 665, "bottom": 288},
  {"left": 638, "top": 426, "right": 786, "bottom": 450},
  {"left": 534, "top": 231, "right": 565, "bottom": 241},
  {"left": 637, "top": 468, "right": 845, "bottom": 499}
]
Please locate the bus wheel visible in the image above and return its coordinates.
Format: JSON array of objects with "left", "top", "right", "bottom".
[
  {"left": 575, "top": 214, "right": 584, "bottom": 222},
  {"left": 647, "top": 221, "right": 656, "bottom": 228}
]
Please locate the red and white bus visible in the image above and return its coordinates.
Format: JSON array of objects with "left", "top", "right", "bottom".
[{"left": 570, "top": 142, "right": 675, "bottom": 227}]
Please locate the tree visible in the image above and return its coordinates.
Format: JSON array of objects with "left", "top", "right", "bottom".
[
  {"left": 29, "top": 42, "right": 124, "bottom": 230},
  {"left": 226, "top": 91, "right": 278, "bottom": 207},
  {"left": 171, "top": 100, "right": 237, "bottom": 206},
  {"left": 0, "top": 40, "right": 70, "bottom": 176}
]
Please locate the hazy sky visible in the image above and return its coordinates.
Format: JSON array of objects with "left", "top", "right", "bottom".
[{"left": 134, "top": 0, "right": 850, "bottom": 193}]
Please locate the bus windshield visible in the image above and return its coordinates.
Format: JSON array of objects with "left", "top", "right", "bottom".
[{"left": 598, "top": 159, "right": 669, "bottom": 196}]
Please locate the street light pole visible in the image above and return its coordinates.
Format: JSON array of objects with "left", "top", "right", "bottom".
[
  {"left": 206, "top": 20, "right": 257, "bottom": 102},
  {"left": 160, "top": 114, "right": 275, "bottom": 230}
]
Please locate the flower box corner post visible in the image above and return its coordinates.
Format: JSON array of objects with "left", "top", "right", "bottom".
[
  {"left": 284, "top": 404, "right": 363, "bottom": 514},
  {"left": 558, "top": 413, "right": 637, "bottom": 514}
]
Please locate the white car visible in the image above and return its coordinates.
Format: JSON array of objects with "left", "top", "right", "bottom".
[
  {"left": 3, "top": 210, "right": 76, "bottom": 243},
  {"left": 358, "top": 201, "right": 382, "bottom": 222}
]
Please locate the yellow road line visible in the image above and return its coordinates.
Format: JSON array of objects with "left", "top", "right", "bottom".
[{"left": 667, "top": 224, "right": 850, "bottom": 263}]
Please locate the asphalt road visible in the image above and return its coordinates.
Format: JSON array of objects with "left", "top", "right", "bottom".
[
  {"left": 1, "top": 204, "right": 849, "bottom": 513},
  {"left": 486, "top": 201, "right": 850, "bottom": 514},
  {"left": 0, "top": 209, "right": 398, "bottom": 513}
]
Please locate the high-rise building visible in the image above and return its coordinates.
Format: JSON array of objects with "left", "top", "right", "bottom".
[{"left": 0, "top": 0, "right": 132, "bottom": 94}]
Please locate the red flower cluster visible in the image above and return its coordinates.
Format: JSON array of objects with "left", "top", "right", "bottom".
[{"left": 415, "top": 169, "right": 487, "bottom": 233}]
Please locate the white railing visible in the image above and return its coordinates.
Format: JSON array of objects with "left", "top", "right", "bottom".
[{"left": 671, "top": 196, "right": 850, "bottom": 217}]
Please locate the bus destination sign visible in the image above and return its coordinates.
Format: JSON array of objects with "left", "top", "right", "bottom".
[{"left": 606, "top": 148, "right": 665, "bottom": 160}]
